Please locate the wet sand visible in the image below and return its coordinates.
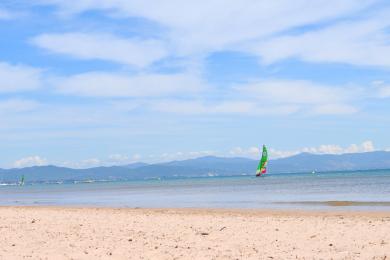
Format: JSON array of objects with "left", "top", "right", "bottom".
[
  {"left": 276, "top": 200, "right": 390, "bottom": 207},
  {"left": 0, "top": 206, "right": 389, "bottom": 259}
]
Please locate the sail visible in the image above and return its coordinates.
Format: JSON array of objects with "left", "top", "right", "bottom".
[
  {"left": 256, "top": 145, "right": 268, "bottom": 176},
  {"left": 20, "top": 175, "right": 25, "bottom": 186}
]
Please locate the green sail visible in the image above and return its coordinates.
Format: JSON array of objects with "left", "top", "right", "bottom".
[{"left": 256, "top": 145, "right": 268, "bottom": 176}]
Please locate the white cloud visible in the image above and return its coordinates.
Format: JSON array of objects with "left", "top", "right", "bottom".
[
  {"left": 107, "top": 78, "right": 362, "bottom": 116},
  {"left": 237, "top": 80, "right": 351, "bottom": 104},
  {"left": 32, "top": 33, "right": 168, "bottom": 67},
  {"left": 378, "top": 86, "right": 390, "bottom": 98},
  {"left": 361, "top": 140, "right": 375, "bottom": 152},
  {"left": 13, "top": 156, "right": 48, "bottom": 168},
  {"left": 60, "top": 158, "right": 101, "bottom": 169},
  {"left": 80, "top": 158, "right": 101, "bottom": 167},
  {"left": 376, "top": 83, "right": 390, "bottom": 98},
  {"left": 0, "top": 99, "right": 40, "bottom": 113},
  {"left": 108, "top": 154, "right": 141, "bottom": 165},
  {"left": 302, "top": 141, "right": 376, "bottom": 154},
  {"left": 53, "top": 77, "right": 359, "bottom": 116},
  {"left": 233, "top": 141, "right": 376, "bottom": 159},
  {"left": 54, "top": 72, "right": 205, "bottom": 97},
  {"left": 0, "top": 62, "right": 43, "bottom": 92},
  {"left": 254, "top": 10, "right": 390, "bottom": 67},
  {"left": 230, "top": 147, "right": 260, "bottom": 157},
  {"left": 58, "top": 154, "right": 143, "bottom": 168},
  {"left": 150, "top": 99, "right": 299, "bottom": 115},
  {"left": 235, "top": 79, "right": 359, "bottom": 115},
  {"left": 368, "top": 80, "right": 390, "bottom": 98},
  {"left": 311, "top": 104, "right": 358, "bottom": 115},
  {"left": 28, "top": 2, "right": 390, "bottom": 71},
  {"left": 108, "top": 154, "right": 129, "bottom": 163},
  {"left": 303, "top": 144, "right": 344, "bottom": 154},
  {"left": 154, "top": 150, "right": 216, "bottom": 162},
  {"left": 38, "top": 0, "right": 374, "bottom": 55},
  {"left": 268, "top": 149, "right": 299, "bottom": 159},
  {"left": 230, "top": 146, "right": 298, "bottom": 159}
]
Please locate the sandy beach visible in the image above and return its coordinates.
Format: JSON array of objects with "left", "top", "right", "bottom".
[{"left": 0, "top": 207, "right": 389, "bottom": 259}]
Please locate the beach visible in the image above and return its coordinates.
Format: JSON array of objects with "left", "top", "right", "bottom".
[{"left": 0, "top": 207, "right": 389, "bottom": 259}]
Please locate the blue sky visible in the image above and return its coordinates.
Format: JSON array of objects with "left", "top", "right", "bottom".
[{"left": 1, "top": 0, "right": 390, "bottom": 168}]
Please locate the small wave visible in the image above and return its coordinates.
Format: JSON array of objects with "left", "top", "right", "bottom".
[{"left": 0, "top": 183, "right": 18, "bottom": 186}]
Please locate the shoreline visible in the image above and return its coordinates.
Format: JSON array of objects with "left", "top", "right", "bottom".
[
  {"left": 2, "top": 200, "right": 390, "bottom": 215},
  {"left": 2, "top": 204, "right": 390, "bottom": 216}
]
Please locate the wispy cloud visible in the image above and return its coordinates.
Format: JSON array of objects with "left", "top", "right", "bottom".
[
  {"left": 149, "top": 99, "right": 299, "bottom": 116},
  {"left": 235, "top": 79, "right": 360, "bottom": 115},
  {"left": 236, "top": 80, "right": 353, "bottom": 104},
  {"left": 0, "top": 99, "right": 40, "bottom": 113},
  {"left": 37, "top": 0, "right": 375, "bottom": 55},
  {"left": 254, "top": 9, "right": 390, "bottom": 67},
  {"left": 0, "top": 62, "right": 43, "bottom": 93},
  {"left": 53, "top": 71, "right": 205, "bottom": 97},
  {"left": 378, "top": 86, "right": 390, "bottom": 98},
  {"left": 311, "top": 104, "right": 358, "bottom": 115},
  {"left": 372, "top": 80, "right": 390, "bottom": 98},
  {"left": 1, "top": 1, "right": 390, "bottom": 167},
  {"left": 32, "top": 33, "right": 168, "bottom": 67}
]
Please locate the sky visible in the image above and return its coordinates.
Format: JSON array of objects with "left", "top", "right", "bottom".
[{"left": 1, "top": 0, "right": 390, "bottom": 168}]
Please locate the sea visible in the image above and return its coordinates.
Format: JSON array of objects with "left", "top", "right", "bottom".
[{"left": 1, "top": 170, "right": 390, "bottom": 211}]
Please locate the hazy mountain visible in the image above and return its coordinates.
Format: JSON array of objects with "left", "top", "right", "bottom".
[
  {"left": 1, "top": 151, "right": 390, "bottom": 183},
  {"left": 123, "top": 162, "right": 149, "bottom": 169},
  {"left": 270, "top": 151, "right": 390, "bottom": 173},
  {"left": 160, "top": 156, "right": 257, "bottom": 173}
]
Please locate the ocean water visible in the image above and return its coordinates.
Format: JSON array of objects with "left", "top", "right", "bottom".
[{"left": 1, "top": 170, "right": 390, "bottom": 211}]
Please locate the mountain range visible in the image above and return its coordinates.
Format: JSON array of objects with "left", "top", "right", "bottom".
[{"left": 1, "top": 151, "right": 390, "bottom": 183}]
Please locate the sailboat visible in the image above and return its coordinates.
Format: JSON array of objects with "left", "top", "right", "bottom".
[
  {"left": 256, "top": 145, "right": 268, "bottom": 177},
  {"left": 19, "top": 175, "right": 25, "bottom": 186}
]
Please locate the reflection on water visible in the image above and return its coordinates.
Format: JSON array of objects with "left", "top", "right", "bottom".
[{"left": 1, "top": 170, "right": 390, "bottom": 211}]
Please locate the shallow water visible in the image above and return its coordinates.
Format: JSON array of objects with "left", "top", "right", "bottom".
[{"left": 1, "top": 170, "right": 390, "bottom": 210}]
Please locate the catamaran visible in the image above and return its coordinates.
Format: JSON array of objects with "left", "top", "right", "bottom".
[{"left": 256, "top": 145, "right": 268, "bottom": 177}]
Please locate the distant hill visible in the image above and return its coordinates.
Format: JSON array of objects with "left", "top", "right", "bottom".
[
  {"left": 123, "top": 162, "right": 149, "bottom": 169},
  {"left": 1, "top": 151, "right": 390, "bottom": 183},
  {"left": 270, "top": 151, "right": 390, "bottom": 173},
  {"left": 160, "top": 156, "right": 257, "bottom": 173}
]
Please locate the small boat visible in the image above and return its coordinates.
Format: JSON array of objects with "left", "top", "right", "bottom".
[
  {"left": 19, "top": 175, "right": 25, "bottom": 186},
  {"left": 256, "top": 145, "right": 268, "bottom": 177}
]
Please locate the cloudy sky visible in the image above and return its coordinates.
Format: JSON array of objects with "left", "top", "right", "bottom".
[{"left": 1, "top": 0, "right": 390, "bottom": 168}]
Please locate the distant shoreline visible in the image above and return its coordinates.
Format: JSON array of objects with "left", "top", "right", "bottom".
[
  {"left": 1, "top": 167, "right": 390, "bottom": 186},
  {"left": 2, "top": 205, "right": 390, "bottom": 215},
  {"left": 2, "top": 152, "right": 390, "bottom": 183}
]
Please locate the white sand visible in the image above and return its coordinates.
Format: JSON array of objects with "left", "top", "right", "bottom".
[{"left": 0, "top": 207, "right": 389, "bottom": 259}]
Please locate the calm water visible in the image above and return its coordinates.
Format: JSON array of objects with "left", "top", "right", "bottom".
[{"left": 1, "top": 170, "right": 390, "bottom": 210}]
